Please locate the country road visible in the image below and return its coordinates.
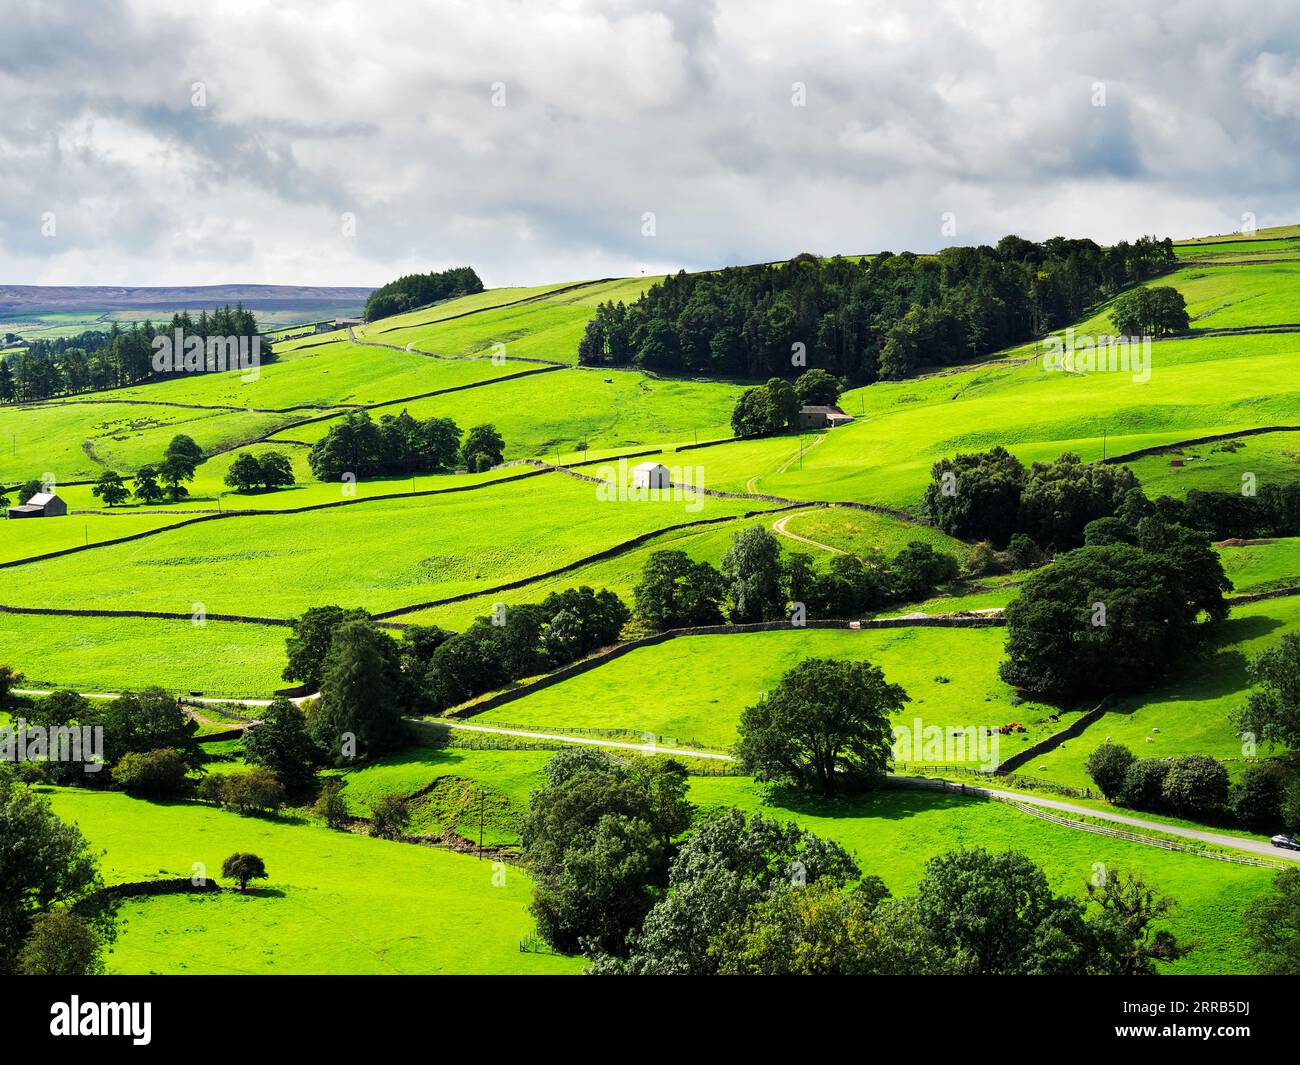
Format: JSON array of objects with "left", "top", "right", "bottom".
[{"left": 771, "top": 511, "right": 846, "bottom": 555}]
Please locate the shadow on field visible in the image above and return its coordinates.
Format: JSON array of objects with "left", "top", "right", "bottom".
[{"left": 759, "top": 784, "right": 977, "bottom": 823}]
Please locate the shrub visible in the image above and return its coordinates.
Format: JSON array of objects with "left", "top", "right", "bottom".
[
  {"left": 369, "top": 793, "right": 411, "bottom": 840},
  {"left": 111, "top": 748, "right": 190, "bottom": 797},
  {"left": 1121, "top": 759, "right": 1170, "bottom": 811},
  {"left": 1085, "top": 742, "right": 1136, "bottom": 801},
  {"left": 1161, "top": 755, "right": 1229, "bottom": 819},
  {"left": 313, "top": 779, "right": 351, "bottom": 830}
]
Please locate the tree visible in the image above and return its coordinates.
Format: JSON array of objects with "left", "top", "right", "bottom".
[
  {"left": 91, "top": 469, "right": 129, "bottom": 507},
  {"left": 1017, "top": 454, "right": 1139, "bottom": 550},
  {"left": 1086, "top": 742, "right": 1136, "bottom": 800},
  {"left": 164, "top": 433, "right": 204, "bottom": 472},
  {"left": 1001, "top": 541, "right": 1227, "bottom": 699},
  {"left": 111, "top": 748, "right": 190, "bottom": 797},
  {"left": 1232, "top": 762, "right": 1288, "bottom": 832},
  {"left": 522, "top": 756, "right": 692, "bottom": 955},
  {"left": 224, "top": 452, "right": 264, "bottom": 492},
  {"left": 242, "top": 698, "right": 321, "bottom": 792},
  {"left": 132, "top": 465, "right": 165, "bottom": 504},
  {"left": 1244, "top": 867, "right": 1300, "bottom": 974},
  {"left": 887, "top": 541, "right": 959, "bottom": 600},
  {"left": 599, "top": 807, "right": 860, "bottom": 975},
  {"left": 157, "top": 453, "right": 194, "bottom": 501},
  {"left": 283, "top": 605, "right": 372, "bottom": 692},
  {"left": 1160, "top": 754, "right": 1229, "bottom": 819},
  {"left": 93, "top": 688, "right": 200, "bottom": 769},
  {"left": 1085, "top": 868, "right": 1190, "bottom": 974},
  {"left": 310, "top": 619, "right": 410, "bottom": 760},
  {"left": 731, "top": 387, "right": 776, "bottom": 438},
  {"left": 794, "top": 368, "right": 843, "bottom": 407},
  {"left": 257, "top": 450, "right": 295, "bottom": 489},
  {"left": 712, "top": 879, "right": 899, "bottom": 975},
  {"left": 720, "top": 526, "right": 786, "bottom": 623},
  {"left": 1232, "top": 632, "right": 1300, "bottom": 752},
  {"left": 313, "top": 779, "right": 351, "bottom": 830},
  {"left": 634, "top": 550, "right": 727, "bottom": 630},
  {"left": 221, "top": 852, "right": 268, "bottom": 893},
  {"left": 1110, "top": 286, "right": 1189, "bottom": 337},
  {"left": 0, "top": 664, "right": 23, "bottom": 707},
  {"left": 0, "top": 770, "right": 104, "bottom": 974},
  {"left": 217, "top": 769, "right": 286, "bottom": 815},
  {"left": 735, "top": 658, "right": 908, "bottom": 796},
  {"left": 460, "top": 423, "right": 505, "bottom": 471},
  {"left": 1121, "top": 759, "right": 1171, "bottom": 811},
  {"left": 16, "top": 909, "right": 104, "bottom": 976},
  {"left": 913, "top": 848, "right": 1092, "bottom": 975},
  {"left": 369, "top": 793, "right": 410, "bottom": 839},
  {"left": 922, "top": 447, "right": 1026, "bottom": 547}
]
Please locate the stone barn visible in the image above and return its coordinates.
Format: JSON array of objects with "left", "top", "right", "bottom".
[
  {"left": 8, "top": 491, "right": 67, "bottom": 519},
  {"left": 632, "top": 462, "right": 671, "bottom": 490},
  {"left": 797, "top": 404, "right": 853, "bottom": 430}
]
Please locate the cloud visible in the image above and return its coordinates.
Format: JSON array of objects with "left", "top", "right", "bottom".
[{"left": 2, "top": 0, "right": 1300, "bottom": 286}]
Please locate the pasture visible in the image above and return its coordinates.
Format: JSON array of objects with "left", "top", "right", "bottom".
[{"left": 44, "top": 788, "right": 579, "bottom": 975}]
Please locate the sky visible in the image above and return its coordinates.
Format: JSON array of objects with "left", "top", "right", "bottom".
[{"left": 3, "top": 0, "right": 1300, "bottom": 288}]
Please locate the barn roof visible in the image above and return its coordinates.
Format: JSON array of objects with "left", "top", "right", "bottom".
[
  {"left": 26, "top": 492, "right": 59, "bottom": 506},
  {"left": 799, "top": 404, "right": 848, "bottom": 415},
  {"left": 632, "top": 461, "right": 669, "bottom": 472}
]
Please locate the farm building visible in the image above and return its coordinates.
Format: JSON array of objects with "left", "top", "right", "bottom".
[
  {"left": 797, "top": 404, "right": 853, "bottom": 429},
  {"left": 335, "top": 318, "right": 363, "bottom": 329},
  {"left": 632, "top": 462, "right": 671, "bottom": 489},
  {"left": 8, "top": 491, "right": 67, "bottom": 519}
]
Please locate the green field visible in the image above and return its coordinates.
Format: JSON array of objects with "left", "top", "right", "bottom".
[
  {"left": 1125, "top": 430, "right": 1300, "bottom": 498},
  {"left": 44, "top": 787, "right": 579, "bottom": 975},
  {"left": 472, "top": 625, "right": 1061, "bottom": 758},
  {"left": 5, "top": 473, "right": 771, "bottom": 619},
  {"left": 0, "top": 612, "right": 287, "bottom": 693}
]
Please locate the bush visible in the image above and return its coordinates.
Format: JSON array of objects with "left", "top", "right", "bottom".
[
  {"left": 313, "top": 779, "right": 351, "bottom": 830},
  {"left": 1085, "top": 742, "right": 1136, "bottom": 801},
  {"left": 215, "top": 768, "right": 286, "bottom": 816},
  {"left": 369, "top": 793, "right": 411, "bottom": 840},
  {"left": 111, "top": 748, "right": 190, "bottom": 797},
  {"left": 1121, "top": 759, "right": 1170, "bottom": 811},
  {"left": 1232, "top": 763, "right": 1289, "bottom": 832},
  {"left": 1161, "top": 755, "right": 1229, "bottom": 819}
]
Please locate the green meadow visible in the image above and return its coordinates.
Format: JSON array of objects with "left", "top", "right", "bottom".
[
  {"left": 44, "top": 788, "right": 579, "bottom": 975},
  {"left": 1126, "top": 431, "right": 1300, "bottom": 498},
  {"left": 471, "top": 625, "right": 1059, "bottom": 758},
  {"left": 0, "top": 612, "right": 286, "bottom": 693},
  {"left": 6, "top": 473, "right": 770, "bottom": 619}
]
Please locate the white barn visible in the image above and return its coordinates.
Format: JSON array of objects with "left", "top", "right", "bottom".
[{"left": 631, "top": 462, "right": 671, "bottom": 490}]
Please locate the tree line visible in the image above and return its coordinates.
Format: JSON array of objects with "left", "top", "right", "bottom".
[
  {"left": 577, "top": 236, "right": 1177, "bottom": 383},
  {"left": 363, "top": 266, "right": 484, "bottom": 322},
  {"left": 0, "top": 305, "right": 264, "bottom": 403}
]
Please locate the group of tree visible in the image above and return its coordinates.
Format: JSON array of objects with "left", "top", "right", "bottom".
[
  {"left": 577, "top": 237, "right": 1176, "bottom": 383},
  {"left": 223, "top": 450, "right": 296, "bottom": 493},
  {"left": 363, "top": 267, "right": 484, "bottom": 322},
  {"left": 632, "top": 529, "right": 960, "bottom": 631},
  {"left": 0, "top": 765, "right": 115, "bottom": 974},
  {"left": 923, "top": 448, "right": 1140, "bottom": 551},
  {"left": 307, "top": 410, "right": 505, "bottom": 480},
  {"left": 1001, "top": 513, "right": 1230, "bottom": 699},
  {"left": 730, "top": 368, "right": 844, "bottom": 438},
  {"left": 519, "top": 750, "right": 1192, "bottom": 974},
  {"left": 421, "top": 587, "right": 630, "bottom": 711},
  {"left": 1109, "top": 286, "right": 1190, "bottom": 336},
  {"left": 0, "top": 305, "right": 263, "bottom": 403},
  {"left": 1152, "top": 483, "right": 1300, "bottom": 541}
]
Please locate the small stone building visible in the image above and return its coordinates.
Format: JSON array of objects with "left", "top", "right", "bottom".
[
  {"left": 797, "top": 404, "right": 853, "bottom": 430},
  {"left": 632, "top": 462, "right": 671, "bottom": 490},
  {"left": 8, "top": 491, "right": 67, "bottom": 519}
]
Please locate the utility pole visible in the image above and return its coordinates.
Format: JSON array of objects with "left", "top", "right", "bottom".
[{"left": 478, "top": 789, "right": 485, "bottom": 860}]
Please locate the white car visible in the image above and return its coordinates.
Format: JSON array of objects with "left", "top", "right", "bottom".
[{"left": 1270, "top": 834, "right": 1300, "bottom": 851}]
